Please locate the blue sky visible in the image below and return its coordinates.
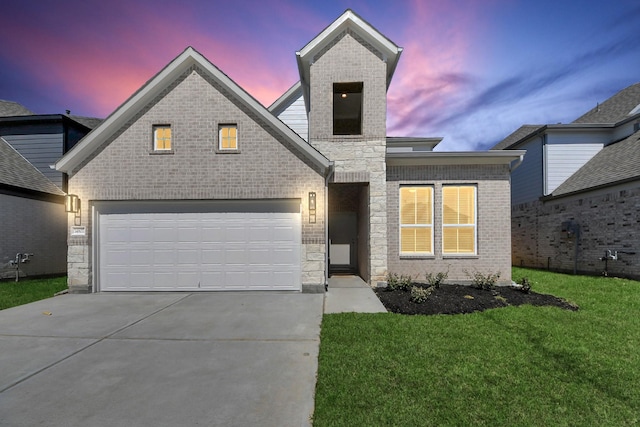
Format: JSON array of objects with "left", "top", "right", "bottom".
[{"left": 1, "top": 0, "right": 638, "bottom": 150}]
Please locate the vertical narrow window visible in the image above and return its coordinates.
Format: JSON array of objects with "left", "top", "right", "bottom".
[
  {"left": 153, "top": 125, "right": 171, "bottom": 151},
  {"left": 442, "top": 186, "right": 476, "bottom": 255},
  {"left": 219, "top": 125, "right": 238, "bottom": 150},
  {"left": 333, "top": 82, "right": 363, "bottom": 135},
  {"left": 399, "top": 186, "right": 433, "bottom": 254}
]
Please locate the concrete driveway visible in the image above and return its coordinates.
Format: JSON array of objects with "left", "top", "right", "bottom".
[{"left": 0, "top": 292, "right": 323, "bottom": 426}]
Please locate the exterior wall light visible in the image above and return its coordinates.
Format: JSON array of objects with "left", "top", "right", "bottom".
[
  {"left": 309, "top": 192, "right": 316, "bottom": 223},
  {"left": 65, "top": 194, "right": 80, "bottom": 213}
]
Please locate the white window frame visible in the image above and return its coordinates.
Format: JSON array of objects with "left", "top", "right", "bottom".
[
  {"left": 442, "top": 185, "right": 477, "bottom": 256},
  {"left": 218, "top": 124, "right": 238, "bottom": 151},
  {"left": 399, "top": 185, "right": 434, "bottom": 256}
]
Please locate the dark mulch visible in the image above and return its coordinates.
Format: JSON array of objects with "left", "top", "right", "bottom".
[{"left": 374, "top": 284, "right": 579, "bottom": 316}]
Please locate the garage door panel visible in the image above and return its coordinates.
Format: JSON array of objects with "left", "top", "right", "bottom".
[
  {"left": 154, "top": 250, "right": 176, "bottom": 264},
  {"left": 99, "top": 206, "right": 301, "bottom": 291}
]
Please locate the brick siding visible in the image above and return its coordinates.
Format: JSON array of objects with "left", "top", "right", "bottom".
[
  {"left": 67, "top": 67, "right": 326, "bottom": 292},
  {"left": 387, "top": 164, "right": 513, "bottom": 285},
  {"left": 512, "top": 183, "right": 640, "bottom": 280},
  {"left": 0, "top": 194, "right": 66, "bottom": 279},
  {"left": 308, "top": 32, "right": 388, "bottom": 284}
]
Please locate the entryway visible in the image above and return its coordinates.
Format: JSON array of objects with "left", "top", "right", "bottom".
[{"left": 328, "top": 183, "right": 369, "bottom": 281}]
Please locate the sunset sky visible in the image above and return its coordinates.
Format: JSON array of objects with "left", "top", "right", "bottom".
[{"left": 1, "top": 0, "right": 638, "bottom": 150}]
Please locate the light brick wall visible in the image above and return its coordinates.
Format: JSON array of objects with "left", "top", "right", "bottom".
[
  {"left": 0, "top": 194, "right": 66, "bottom": 279},
  {"left": 308, "top": 30, "right": 388, "bottom": 284},
  {"left": 512, "top": 183, "right": 640, "bottom": 280},
  {"left": 387, "top": 164, "right": 513, "bottom": 285},
  {"left": 67, "top": 67, "right": 326, "bottom": 292}
]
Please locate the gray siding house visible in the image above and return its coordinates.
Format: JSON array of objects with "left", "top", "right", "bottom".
[
  {"left": 0, "top": 101, "right": 98, "bottom": 279},
  {"left": 56, "top": 10, "right": 523, "bottom": 293},
  {"left": 495, "top": 82, "right": 640, "bottom": 279},
  {"left": 0, "top": 137, "right": 66, "bottom": 279}
]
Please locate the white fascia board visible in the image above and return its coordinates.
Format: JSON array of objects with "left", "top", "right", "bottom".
[
  {"left": 296, "top": 9, "right": 402, "bottom": 97},
  {"left": 194, "top": 53, "right": 330, "bottom": 170},
  {"left": 57, "top": 47, "right": 329, "bottom": 174},
  {"left": 268, "top": 81, "right": 302, "bottom": 113},
  {"left": 56, "top": 48, "right": 198, "bottom": 174},
  {"left": 386, "top": 150, "right": 526, "bottom": 166}
]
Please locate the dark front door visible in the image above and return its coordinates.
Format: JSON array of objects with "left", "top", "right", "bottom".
[{"left": 329, "top": 212, "right": 358, "bottom": 274}]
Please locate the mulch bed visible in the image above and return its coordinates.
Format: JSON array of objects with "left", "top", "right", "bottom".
[{"left": 374, "top": 284, "right": 579, "bottom": 316}]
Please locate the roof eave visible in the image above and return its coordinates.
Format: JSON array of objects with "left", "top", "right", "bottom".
[{"left": 386, "top": 150, "right": 526, "bottom": 167}]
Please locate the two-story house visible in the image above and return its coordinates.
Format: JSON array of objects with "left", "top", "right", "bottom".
[
  {"left": 55, "top": 10, "right": 523, "bottom": 293},
  {"left": 0, "top": 101, "right": 99, "bottom": 279},
  {"left": 495, "top": 82, "right": 640, "bottom": 279}
]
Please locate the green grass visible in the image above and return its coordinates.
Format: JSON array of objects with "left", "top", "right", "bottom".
[
  {"left": 313, "top": 267, "right": 640, "bottom": 426},
  {"left": 0, "top": 276, "right": 68, "bottom": 310}
]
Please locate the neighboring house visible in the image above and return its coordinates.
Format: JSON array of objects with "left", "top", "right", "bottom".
[
  {"left": 0, "top": 137, "right": 66, "bottom": 279},
  {"left": 495, "top": 82, "right": 640, "bottom": 279},
  {"left": 55, "top": 10, "right": 523, "bottom": 293},
  {"left": 0, "top": 101, "right": 99, "bottom": 279},
  {"left": 0, "top": 101, "right": 100, "bottom": 191}
]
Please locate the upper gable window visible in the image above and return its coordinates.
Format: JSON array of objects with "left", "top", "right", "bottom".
[
  {"left": 219, "top": 125, "right": 238, "bottom": 151},
  {"left": 333, "top": 82, "right": 363, "bottom": 135},
  {"left": 153, "top": 125, "right": 172, "bottom": 151}
]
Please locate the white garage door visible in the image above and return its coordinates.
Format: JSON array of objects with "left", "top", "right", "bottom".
[{"left": 96, "top": 201, "right": 301, "bottom": 291}]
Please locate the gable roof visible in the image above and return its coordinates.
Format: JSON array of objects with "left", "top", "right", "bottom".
[
  {"left": 0, "top": 137, "right": 64, "bottom": 196},
  {"left": 573, "top": 82, "right": 640, "bottom": 124},
  {"left": 56, "top": 47, "right": 330, "bottom": 174},
  {"left": 68, "top": 115, "right": 103, "bottom": 130},
  {"left": 296, "top": 9, "right": 402, "bottom": 111},
  {"left": 0, "top": 100, "right": 34, "bottom": 117},
  {"left": 492, "top": 125, "right": 544, "bottom": 150},
  {"left": 550, "top": 130, "right": 640, "bottom": 198},
  {"left": 268, "top": 81, "right": 303, "bottom": 115}
]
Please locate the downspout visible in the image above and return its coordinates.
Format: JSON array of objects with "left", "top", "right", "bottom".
[
  {"left": 510, "top": 153, "right": 525, "bottom": 172},
  {"left": 324, "top": 162, "right": 335, "bottom": 291}
]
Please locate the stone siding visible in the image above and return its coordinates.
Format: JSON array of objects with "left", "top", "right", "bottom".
[
  {"left": 67, "top": 67, "right": 326, "bottom": 292},
  {"left": 308, "top": 32, "right": 388, "bottom": 284},
  {"left": 387, "top": 164, "right": 513, "bottom": 285},
  {"left": 512, "top": 183, "right": 640, "bottom": 280}
]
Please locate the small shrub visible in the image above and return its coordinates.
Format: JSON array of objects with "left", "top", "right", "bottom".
[
  {"left": 386, "top": 273, "right": 399, "bottom": 291},
  {"left": 410, "top": 285, "right": 434, "bottom": 303},
  {"left": 466, "top": 270, "right": 501, "bottom": 290},
  {"left": 397, "top": 274, "right": 413, "bottom": 291},
  {"left": 386, "top": 273, "right": 413, "bottom": 291},
  {"left": 425, "top": 271, "right": 448, "bottom": 289},
  {"left": 515, "top": 277, "right": 532, "bottom": 293}
]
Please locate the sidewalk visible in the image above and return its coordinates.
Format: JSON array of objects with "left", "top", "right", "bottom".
[{"left": 323, "top": 275, "right": 387, "bottom": 314}]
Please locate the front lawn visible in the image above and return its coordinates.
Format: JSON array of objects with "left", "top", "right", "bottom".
[
  {"left": 313, "top": 267, "right": 640, "bottom": 426},
  {"left": 0, "top": 276, "right": 68, "bottom": 310}
]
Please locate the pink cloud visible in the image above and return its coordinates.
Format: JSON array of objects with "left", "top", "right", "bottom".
[{"left": 386, "top": 0, "right": 490, "bottom": 136}]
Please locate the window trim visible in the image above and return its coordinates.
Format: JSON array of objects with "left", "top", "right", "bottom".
[
  {"left": 399, "top": 185, "right": 434, "bottom": 256},
  {"left": 333, "top": 82, "right": 363, "bottom": 136},
  {"left": 152, "top": 124, "right": 173, "bottom": 152},
  {"left": 442, "top": 185, "right": 477, "bottom": 256},
  {"left": 217, "top": 124, "right": 239, "bottom": 152}
]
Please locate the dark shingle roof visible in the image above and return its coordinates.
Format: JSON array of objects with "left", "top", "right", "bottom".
[
  {"left": 573, "top": 82, "right": 640, "bottom": 124},
  {"left": 0, "top": 100, "right": 34, "bottom": 117},
  {"left": 0, "top": 137, "right": 64, "bottom": 195},
  {"left": 492, "top": 125, "right": 544, "bottom": 150},
  {"left": 552, "top": 130, "right": 640, "bottom": 196},
  {"left": 68, "top": 115, "right": 103, "bottom": 129}
]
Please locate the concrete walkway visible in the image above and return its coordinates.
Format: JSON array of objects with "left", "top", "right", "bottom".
[
  {"left": 323, "top": 275, "right": 387, "bottom": 314},
  {"left": 0, "top": 292, "right": 323, "bottom": 427}
]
